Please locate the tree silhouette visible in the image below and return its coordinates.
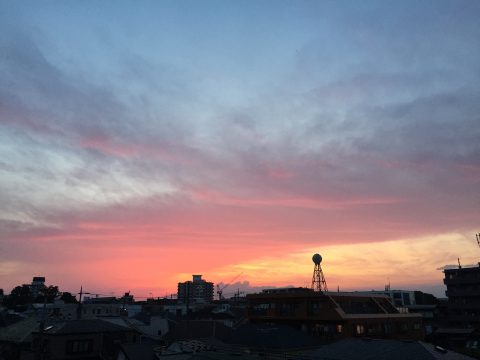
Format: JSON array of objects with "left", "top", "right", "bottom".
[
  {"left": 60, "top": 292, "right": 78, "bottom": 303},
  {"left": 3, "top": 285, "right": 32, "bottom": 308}
]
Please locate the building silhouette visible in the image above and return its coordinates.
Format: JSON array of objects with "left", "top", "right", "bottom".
[
  {"left": 30, "top": 277, "right": 45, "bottom": 298},
  {"left": 177, "top": 275, "right": 214, "bottom": 305},
  {"left": 444, "top": 264, "right": 480, "bottom": 329},
  {"left": 247, "top": 287, "right": 423, "bottom": 340}
]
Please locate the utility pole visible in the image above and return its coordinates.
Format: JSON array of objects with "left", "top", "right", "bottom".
[
  {"left": 77, "top": 286, "right": 83, "bottom": 320},
  {"left": 76, "top": 286, "right": 90, "bottom": 320},
  {"left": 36, "top": 288, "right": 48, "bottom": 360},
  {"left": 122, "top": 292, "right": 130, "bottom": 316}
]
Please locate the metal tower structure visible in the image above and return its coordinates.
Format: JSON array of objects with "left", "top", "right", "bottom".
[{"left": 311, "top": 253, "right": 328, "bottom": 292}]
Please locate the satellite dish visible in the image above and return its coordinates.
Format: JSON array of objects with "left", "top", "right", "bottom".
[{"left": 312, "top": 253, "right": 322, "bottom": 265}]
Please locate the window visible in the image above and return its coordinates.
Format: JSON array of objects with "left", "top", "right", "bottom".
[
  {"left": 278, "top": 302, "right": 296, "bottom": 316},
  {"left": 66, "top": 340, "right": 93, "bottom": 354},
  {"left": 336, "top": 325, "right": 343, "bottom": 333},
  {"left": 308, "top": 302, "right": 323, "bottom": 316},
  {"left": 356, "top": 325, "right": 365, "bottom": 335},
  {"left": 251, "top": 303, "right": 270, "bottom": 316}
]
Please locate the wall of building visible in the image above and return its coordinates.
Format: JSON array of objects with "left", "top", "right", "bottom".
[
  {"left": 41, "top": 331, "right": 137, "bottom": 360},
  {"left": 44, "top": 333, "right": 103, "bottom": 360},
  {"left": 444, "top": 265, "right": 480, "bottom": 329},
  {"left": 247, "top": 291, "right": 423, "bottom": 340}
]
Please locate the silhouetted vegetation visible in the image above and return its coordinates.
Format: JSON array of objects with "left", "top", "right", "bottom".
[
  {"left": 60, "top": 291, "right": 78, "bottom": 303},
  {"left": 2, "top": 284, "right": 77, "bottom": 309}
]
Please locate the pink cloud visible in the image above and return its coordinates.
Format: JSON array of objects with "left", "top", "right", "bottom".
[{"left": 77, "top": 135, "right": 193, "bottom": 162}]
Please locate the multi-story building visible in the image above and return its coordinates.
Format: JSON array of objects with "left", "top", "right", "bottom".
[
  {"left": 177, "top": 275, "right": 214, "bottom": 304},
  {"left": 30, "top": 277, "right": 45, "bottom": 298},
  {"left": 443, "top": 264, "right": 480, "bottom": 329},
  {"left": 247, "top": 287, "right": 423, "bottom": 340},
  {"left": 434, "top": 264, "right": 480, "bottom": 348}
]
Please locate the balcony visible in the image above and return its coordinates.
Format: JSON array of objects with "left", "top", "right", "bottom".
[
  {"left": 446, "top": 289, "right": 480, "bottom": 297},
  {"left": 447, "top": 303, "right": 480, "bottom": 311},
  {"left": 444, "top": 277, "right": 480, "bottom": 286}
]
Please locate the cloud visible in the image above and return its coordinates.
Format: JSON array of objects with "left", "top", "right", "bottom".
[
  {"left": 210, "top": 232, "right": 478, "bottom": 298},
  {"left": 0, "top": 2, "right": 479, "bottom": 294}
]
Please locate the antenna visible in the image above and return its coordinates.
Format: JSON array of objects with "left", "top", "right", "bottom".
[
  {"left": 458, "top": 258, "right": 462, "bottom": 269},
  {"left": 476, "top": 233, "right": 480, "bottom": 248},
  {"left": 311, "top": 253, "right": 328, "bottom": 292}
]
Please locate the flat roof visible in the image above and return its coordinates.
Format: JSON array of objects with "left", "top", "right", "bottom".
[
  {"left": 249, "top": 291, "right": 391, "bottom": 299},
  {"left": 341, "top": 313, "right": 422, "bottom": 319}
]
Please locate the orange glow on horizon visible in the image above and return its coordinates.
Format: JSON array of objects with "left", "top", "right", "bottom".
[{"left": 2, "top": 231, "right": 470, "bottom": 298}]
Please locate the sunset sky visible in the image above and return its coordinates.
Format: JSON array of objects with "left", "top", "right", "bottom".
[{"left": 0, "top": 1, "right": 479, "bottom": 298}]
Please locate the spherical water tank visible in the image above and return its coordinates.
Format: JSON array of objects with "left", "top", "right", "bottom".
[{"left": 312, "top": 253, "right": 322, "bottom": 265}]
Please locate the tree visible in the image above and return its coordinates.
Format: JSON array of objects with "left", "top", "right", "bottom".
[
  {"left": 4, "top": 282, "right": 72, "bottom": 308},
  {"left": 34, "top": 285, "right": 59, "bottom": 303},
  {"left": 3, "top": 285, "right": 33, "bottom": 308},
  {"left": 60, "top": 292, "right": 78, "bottom": 303}
]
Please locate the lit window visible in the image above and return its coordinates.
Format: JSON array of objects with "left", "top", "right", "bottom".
[{"left": 356, "top": 325, "right": 365, "bottom": 335}]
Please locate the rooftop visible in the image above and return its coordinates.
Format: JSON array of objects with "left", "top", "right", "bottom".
[
  {"left": 0, "top": 317, "right": 38, "bottom": 344},
  {"left": 37, "top": 319, "right": 136, "bottom": 335},
  {"left": 296, "top": 338, "right": 475, "bottom": 360}
]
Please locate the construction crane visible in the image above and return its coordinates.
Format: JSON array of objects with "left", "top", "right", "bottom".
[{"left": 216, "top": 272, "right": 243, "bottom": 300}]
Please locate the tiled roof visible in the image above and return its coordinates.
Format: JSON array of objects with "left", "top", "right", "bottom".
[
  {"left": 0, "top": 317, "right": 39, "bottom": 343},
  {"left": 120, "top": 343, "right": 156, "bottom": 360},
  {"left": 297, "top": 338, "right": 474, "bottom": 360},
  {"left": 0, "top": 312, "right": 24, "bottom": 327},
  {"left": 41, "top": 319, "right": 135, "bottom": 335},
  {"left": 167, "top": 320, "right": 232, "bottom": 341}
]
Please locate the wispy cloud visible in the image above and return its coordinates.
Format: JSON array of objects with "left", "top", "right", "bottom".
[{"left": 0, "top": 1, "right": 479, "bottom": 294}]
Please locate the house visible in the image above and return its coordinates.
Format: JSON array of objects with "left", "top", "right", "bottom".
[{"left": 31, "top": 319, "right": 140, "bottom": 359}]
